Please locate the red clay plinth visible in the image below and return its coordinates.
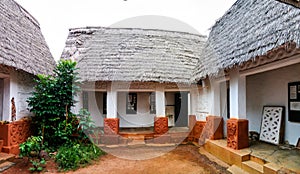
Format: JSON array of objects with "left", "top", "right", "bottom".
[
  {"left": 154, "top": 117, "right": 168, "bottom": 135},
  {"left": 192, "top": 121, "right": 206, "bottom": 142},
  {"left": 205, "top": 116, "right": 223, "bottom": 140},
  {"left": 0, "top": 119, "right": 31, "bottom": 155},
  {"left": 227, "top": 118, "right": 249, "bottom": 150},
  {"left": 104, "top": 118, "right": 120, "bottom": 135}
]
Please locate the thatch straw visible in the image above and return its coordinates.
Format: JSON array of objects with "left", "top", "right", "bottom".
[
  {"left": 0, "top": 0, "right": 55, "bottom": 75},
  {"left": 61, "top": 27, "right": 206, "bottom": 83},
  {"left": 193, "top": 0, "right": 300, "bottom": 79}
]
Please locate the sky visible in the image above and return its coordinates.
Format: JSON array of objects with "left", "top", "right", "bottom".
[{"left": 15, "top": 0, "right": 236, "bottom": 60}]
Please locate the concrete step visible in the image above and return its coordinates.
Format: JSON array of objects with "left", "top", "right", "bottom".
[
  {"left": 242, "top": 160, "right": 264, "bottom": 174},
  {"left": 128, "top": 135, "right": 145, "bottom": 140},
  {"left": 204, "top": 139, "right": 251, "bottom": 168},
  {"left": 227, "top": 165, "right": 249, "bottom": 174},
  {"left": 128, "top": 139, "right": 145, "bottom": 147},
  {"left": 250, "top": 156, "right": 267, "bottom": 165},
  {"left": 0, "top": 153, "right": 15, "bottom": 163},
  {"left": 0, "top": 161, "right": 15, "bottom": 172}
]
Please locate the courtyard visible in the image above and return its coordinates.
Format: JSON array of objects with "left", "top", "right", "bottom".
[{"left": 3, "top": 145, "right": 229, "bottom": 174}]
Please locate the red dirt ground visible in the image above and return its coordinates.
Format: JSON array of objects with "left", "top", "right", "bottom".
[{"left": 3, "top": 144, "right": 230, "bottom": 174}]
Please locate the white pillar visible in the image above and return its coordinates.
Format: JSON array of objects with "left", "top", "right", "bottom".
[
  {"left": 107, "top": 84, "right": 118, "bottom": 118},
  {"left": 229, "top": 68, "right": 246, "bottom": 119},
  {"left": 190, "top": 86, "right": 198, "bottom": 115},
  {"left": 155, "top": 86, "right": 165, "bottom": 117},
  {"left": 211, "top": 80, "right": 221, "bottom": 116},
  {"left": 188, "top": 92, "right": 191, "bottom": 115}
]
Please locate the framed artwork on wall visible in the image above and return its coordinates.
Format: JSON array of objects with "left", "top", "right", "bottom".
[
  {"left": 288, "top": 81, "right": 300, "bottom": 122},
  {"left": 126, "top": 93, "right": 137, "bottom": 114}
]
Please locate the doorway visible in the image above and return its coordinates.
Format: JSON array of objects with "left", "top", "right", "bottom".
[{"left": 174, "top": 92, "right": 188, "bottom": 127}]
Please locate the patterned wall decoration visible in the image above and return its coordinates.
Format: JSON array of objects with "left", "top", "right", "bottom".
[
  {"left": 227, "top": 120, "right": 238, "bottom": 149},
  {"left": 104, "top": 118, "right": 120, "bottom": 135},
  {"left": 227, "top": 118, "right": 249, "bottom": 150},
  {"left": 192, "top": 121, "right": 206, "bottom": 141},
  {"left": 0, "top": 119, "right": 31, "bottom": 154},
  {"left": 154, "top": 117, "right": 168, "bottom": 135},
  {"left": 259, "top": 106, "right": 284, "bottom": 145}
]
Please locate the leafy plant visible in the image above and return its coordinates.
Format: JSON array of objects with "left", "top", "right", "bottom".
[
  {"left": 29, "top": 158, "right": 46, "bottom": 172},
  {"left": 19, "top": 136, "right": 43, "bottom": 158},
  {"left": 77, "top": 109, "right": 96, "bottom": 134},
  {"left": 55, "top": 143, "right": 104, "bottom": 171},
  {"left": 27, "top": 60, "right": 80, "bottom": 148}
]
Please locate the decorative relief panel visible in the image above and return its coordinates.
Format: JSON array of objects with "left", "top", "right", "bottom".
[
  {"left": 10, "top": 120, "right": 31, "bottom": 146},
  {"left": 104, "top": 118, "right": 120, "bottom": 135},
  {"left": 227, "top": 121, "right": 237, "bottom": 149},
  {"left": 240, "top": 42, "right": 300, "bottom": 71},
  {"left": 227, "top": 119, "right": 249, "bottom": 150},
  {"left": 154, "top": 117, "right": 168, "bottom": 135},
  {"left": 259, "top": 106, "right": 284, "bottom": 145},
  {"left": 192, "top": 121, "right": 206, "bottom": 139}
]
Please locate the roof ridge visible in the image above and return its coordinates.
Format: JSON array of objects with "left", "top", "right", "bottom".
[
  {"left": 13, "top": 0, "right": 40, "bottom": 28},
  {"left": 69, "top": 26, "right": 207, "bottom": 39}
]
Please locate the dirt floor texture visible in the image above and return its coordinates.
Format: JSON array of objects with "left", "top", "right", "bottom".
[{"left": 3, "top": 144, "right": 230, "bottom": 174}]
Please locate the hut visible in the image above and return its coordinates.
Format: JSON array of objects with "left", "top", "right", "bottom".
[
  {"left": 61, "top": 27, "right": 207, "bottom": 130},
  {"left": 0, "top": 0, "right": 56, "bottom": 121},
  {"left": 193, "top": 0, "right": 300, "bottom": 148}
]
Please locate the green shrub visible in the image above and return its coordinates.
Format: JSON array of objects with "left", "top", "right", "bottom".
[
  {"left": 55, "top": 143, "right": 104, "bottom": 171},
  {"left": 27, "top": 60, "right": 80, "bottom": 148},
  {"left": 19, "top": 136, "right": 43, "bottom": 158},
  {"left": 29, "top": 158, "right": 46, "bottom": 172}
]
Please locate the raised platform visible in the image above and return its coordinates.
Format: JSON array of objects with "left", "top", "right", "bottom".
[
  {"left": 99, "top": 127, "right": 190, "bottom": 145},
  {"left": 204, "top": 139, "right": 300, "bottom": 174}
]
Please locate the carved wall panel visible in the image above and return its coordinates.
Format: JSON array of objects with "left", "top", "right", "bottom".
[
  {"left": 104, "top": 118, "right": 120, "bottom": 135},
  {"left": 192, "top": 121, "right": 206, "bottom": 140},
  {"left": 154, "top": 117, "right": 168, "bottom": 135},
  {"left": 0, "top": 119, "right": 31, "bottom": 154},
  {"left": 259, "top": 106, "right": 284, "bottom": 145},
  {"left": 240, "top": 42, "right": 300, "bottom": 71},
  {"left": 227, "top": 119, "right": 249, "bottom": 150}
]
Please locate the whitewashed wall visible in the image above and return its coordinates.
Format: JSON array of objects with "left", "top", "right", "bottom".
[
  {"left": 86, "top": 91, "right": 105, "bottom": 127},
  {"left": 0, "top": 68, "right": 35, "bottom": 121},
  {"left": 15, "top": 70, "right": 35, "bottom": 119},
  {"left": 246, "top": 63, "right": 300, "bottom": 145},
  {"left": 117, "top": 92, "right": 155, "bottom": 127}
]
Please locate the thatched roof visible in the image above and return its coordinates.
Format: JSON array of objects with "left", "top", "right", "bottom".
[
  {"left": 0, "top": 0, "right": 55, "bottom": 75},
  {"left": 61, "top": 27, "right": 206, "bottom": 83},
  {"left": 193, "top": 0, "right": 300, "bottom": 79}
]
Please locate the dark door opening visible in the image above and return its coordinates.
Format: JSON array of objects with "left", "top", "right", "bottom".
[{"left": 174, "top": 92, "right": 188, "bottom": 127}]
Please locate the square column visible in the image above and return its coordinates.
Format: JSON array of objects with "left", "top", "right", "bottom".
[
  {"left": 190, "top": 85, "right": 199, "bottom": 116},
  {"left": 228, "top": 69, "right": 249, "bottom": 149},
  {"left": 155, "top": 86, "right": 165, "bottom": 116},
  {"left": 210, "top": 80, "right": 221, "bottom": 116},
  {"left": 107, "top": 85, "right": 118, "bottom": 118},
  {"left": 227, "top": 119, "right": 249, "bottom": 149},
  {"left": 229, "top": 68, "right": 246, "bottom": 119}
]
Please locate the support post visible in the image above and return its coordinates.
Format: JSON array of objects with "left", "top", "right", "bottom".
[
  {"left": 155, "top": 86, "right": 165, "bottom": 116},
  {"left": 229, "top": 68, "right": 246, "bottom": 119},
  {"left": 211, "top": 80, "right": 221, "bottom": 116},
  {"left": 227, "top": 68, "right": 249, "bottom": 149},
  {"left": 107, "top": 84, "right": 118, "bottom": 118}
]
